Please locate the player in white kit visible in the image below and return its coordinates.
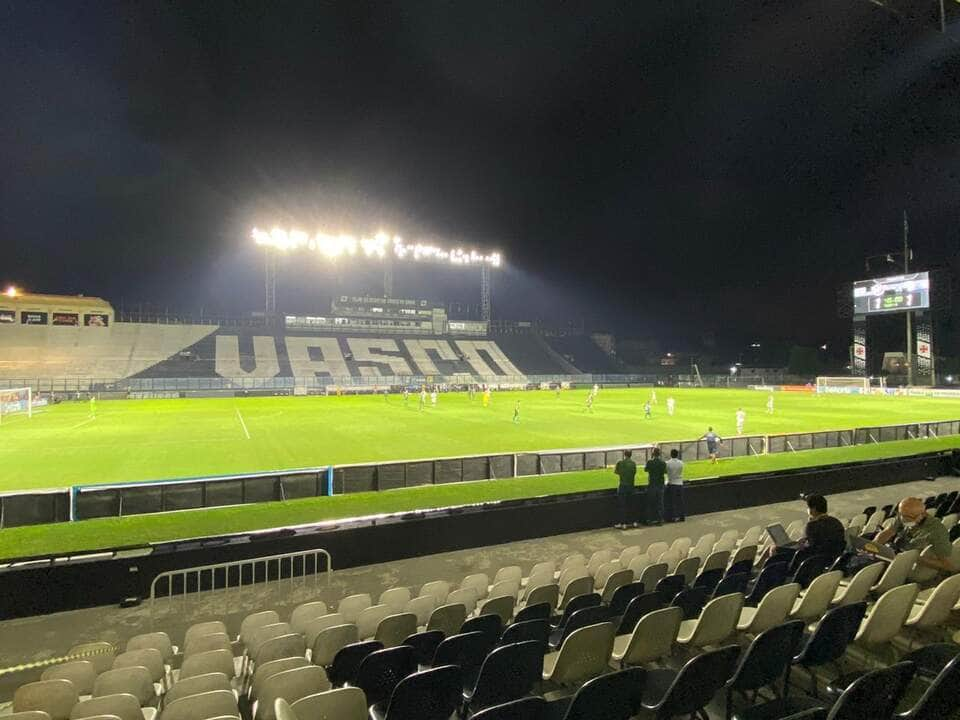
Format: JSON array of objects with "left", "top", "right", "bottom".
[
  {"left": 736, "top": 407, "right": 746, "bottom": 435},
  {"left": 766, "top": 394, "right": 774, "bottom": 414},
  {"left": 650, "top": 389, "right": 657, "bottom": 404},
  {"left": 666, "top": 397, "right": 675, "bottom": 416},
  {"left": 430, "top": 389, "right": 438, "bottom": 407}
]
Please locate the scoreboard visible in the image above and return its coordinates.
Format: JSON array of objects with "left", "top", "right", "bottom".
[{"left": 852, "top": 272, "right": 929, "bottom": 315}]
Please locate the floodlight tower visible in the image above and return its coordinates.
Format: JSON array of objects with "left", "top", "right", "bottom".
[
  {"left": 480, "top": 265, "right": 491, "bottom": 322},
  {"left": 264, "top": 246, "right": 278, "bottom": 316}
]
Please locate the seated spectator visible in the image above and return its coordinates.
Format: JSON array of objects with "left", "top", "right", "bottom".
[
  {"left": 875, "top": 497, "right": 954, "bottom": 574},
  {"left": 794, "top": 494, "right": 847, "bottom": 565}
]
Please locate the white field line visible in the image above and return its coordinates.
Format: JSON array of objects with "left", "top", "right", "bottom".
[
  {"left": 235, "top": 408, "right": 251, "bottom": 440},
  {"left": 67, "top": 416, "right": 97, "bottom": 431}
]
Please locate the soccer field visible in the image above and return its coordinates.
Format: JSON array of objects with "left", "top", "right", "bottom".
[{"left": 3, "top": 387, "right": 960, "bottom": 492}]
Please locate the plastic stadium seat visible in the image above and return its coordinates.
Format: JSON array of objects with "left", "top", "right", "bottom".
[
  {"left": 255, "top": 634, "right": 306, "bottom": 669},
  {"left": 554, "top": 667, "right": 646, "bottom": 720},
  {"left": 463, "top": 640, "right": 543, "bottom": 714},
  {"left": 8, "top": 713, "right": 53, "bottom": 720},
  {"left": 290, "top": 687, "right": 367, "bottom": 720},
  {"left": 616, "top": 592, "right": 664, "bottom": 636},
  {"left": 608, "top": 581, "right": 645, "bottom": 615},
  {"left": 419, "top": 581, "right": 451, "bottom": 606},
  {"left": 499, "top": 619, "right": 550, "bottom": 647},
  {"left": 161, "top": 690, "right": 239, "bottom": 720},
  {"left": 112, "top": 649, "right": 165, "bottom": 696},
  {"left": 674, "top": 557, "right": 701, "bottom": 588},
  {"left": 374, "top": 613, "right": 418, "bottom": 649},
  {"left": 183, "top": 633, "right": 232, "bottom": 658},
  {"left": 370, "top": 665, "right": 462, "bottom": 720},
  {"left": 302, "top": 615, "right": 348, "bottom": 649},
  {"left": 676, "top": 593, "right": 744, "bottom": 649},
  {"left": 432, "top": 632, "right": 492, "bottom": 688},
  {"left": 645, "top": 543, "right": 669, "bottom": 561},
  {"left": 357, "top": 605, "right": 393, "bottom": 641},
  {"left": 494, "top": 566, "right": 523, "bottom": 586},
  {"left": 42, "top": 661, "right": 96, "bottom": 697},
  {"left": 618, "top": 546, "right": 643, "bottom": 567},
  {"left": 72, "top": 694, "right": 142, "bottom": 720},
  {"left": 446, "top": 589, "right": 479, "bottom": 615},
  {"left": 689, "top": 535, "right": 716, "bottom": 562},
  {"left": 487, "top": 580, "right": 520, "bottom": 601},
  {"left": 587, "top": 551, "right": 615, "bottom": 577},
  {"left": 830, "top": 563, "right": 883, "bottom": 607},
  {"left": 426, "top": 603, "right": 468, "bottom": 637},
  {"left": 789, "top": 602, "right": 867, "bottom": 698},
  {"left": 310, "top": 624, "right": 359, "bottom": 668},
  {"left": 68, "top": 643, "right": 117, "bottom": 675},
  {"left": 641, "top": 645, "right": 740, "bottom": 719},
  {"left": 250, "top": 658, "right": 311, "bottom": 701},
  {"left": 254, "top": 666, "right": 330, "bottom": 720},
  {"left": 789, "top": 571, "right": 842, "bottom": 622},
  {"left": 478, "top": 595, "right": 515, "bottom": 626},
  {"left": 401, "top": 630, "right": 445, "bottom": 666},
  {"left": 356, "top": 646, "right": 418, "bottom": 710},
  {"left": 470, "top": 697, "right": 548, "bottom": 720},
  {"left": 15, "top": 680, "right": 79, "bottom": 720},
  {"left": 549, "top": 605, "right": 612, "bottom": 651},
  {"left": 905, "top": 573, "right": 960, "bottom": 631},
  {"left": 512, "top": 602, "right": 551, "bottom": 625},
  {"left": 853, "top": 583, "right": 919, "bottom": 650},
  {"left": 701, "top": 550, "right": 731, "bottom": 574},
  {"left": 724, "top": 621, "right": 805, "bottom": 719},
  {"left": 378, "top": 588, "right": 411, "bottom": 615},
  {"left": 894, "top": 653, "right": 960, "bottom": 720},
  {"left": 241, "top": 612, "right": 281, "bottom": 647},
  {"left": 461, "top": 574, "right": 491, "bottom": 600},
  {"left": 671, "top": 587, "right": 709, "bottom": 620},
  {"left": 611, "top": 606, "right": 682, "bottom": 668},
  {"left": 327, "top": 641, "right": 382, "bottom": 687},
  {"left": 161, "top": 673, "right": 232, "bottom": 709},
  {"left": 127, "top": 633, "right": 175, "bottom": 666},
  {"left": 737, "top": 583, "right": 800, "bottom": 635},
  {"left": 871, "top": 549, "right": 919, "bottom": 595},
  {"left": 744, "top": 561, "right": 789, "bottom": 607},
  {"left": 542, "top": 622, "right": 615, "bottom": 687},
  {"left": 558, "top": 576, "right": 595, "bottom": 610},
  {"left": 93, "top": 667, "right": 157, "bottom": 709},
  {"left": 522, "top": 584, "right": 559, "bottom": 612},
  {"left": 290, "top": 602, "right": 329, "bottom": 634},
  {"left": 337, "top": 595, "right": 372, "bottom": 624},
  {"left": 637, "top": 564, "right": 669, "bottom": 596}
]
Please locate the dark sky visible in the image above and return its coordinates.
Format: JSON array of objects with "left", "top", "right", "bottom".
[{"left": 2, "top": 1, "right": 958, "bottom": 352}]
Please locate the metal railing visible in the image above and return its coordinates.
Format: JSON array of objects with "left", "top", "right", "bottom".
[{"left": 149, "top": 547, "right": 332, "bottom": 612}]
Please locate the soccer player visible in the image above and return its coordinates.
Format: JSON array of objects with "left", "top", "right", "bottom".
[
  {"left": 702, "top": 426, "right": 722, "bottom": 463},
  {"left": 402, "top": 387, "right": 409, "bottom": 405},
  {"left": 585, "top": 392, "right": 594, "bottom": 413},
  {"left": 89, "top": 395, "right": 97, "bottom": 418},
  {"left": 555, "top": 383, "right": 561, "bottom": 399},
  {"left": 482, "top": 387, "right": 491, "bottom": 407},
  {"left": 430, "top": 389, "right": 438, "bottom": 407},
  {"left": 513, "top": 400, "right": 521, "bottom": 424},
  {"left": 419, "top": 387, "right": 427, "bottom": 411},
  {"left": 736, "top": 407, "right": 746, "bottom": 435},
  {"left": 666, "top": 396, "right": 675, "bottom": 416},
  {"left": 766, "top": 394, "right": 774, "bottom": 414},
  {"left": 593, "top": 383, "right": 600, "bottom": 396},
  {"left": 468, "top": 384, "right": 475, "bottom": 400},
  {"left": 650, "top": 388, "right": 658, "bottom": 404},
  {"left": 643, "top": 400, "right": 652, "bottom": 419}
]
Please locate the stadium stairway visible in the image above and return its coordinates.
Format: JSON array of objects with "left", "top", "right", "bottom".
[
  {"left": 542, "top": 334, "right": 620, "bottom": 373},
  {"left": 1, "top": 474, "right": 958, "bottom": 707}
]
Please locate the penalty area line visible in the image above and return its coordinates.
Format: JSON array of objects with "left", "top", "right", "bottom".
[
  {"left": 68, "top": 416, "right": 97, "bottom": 431},
  {"left": 235, "top": 408, "right": 251, "bottom": 440}
]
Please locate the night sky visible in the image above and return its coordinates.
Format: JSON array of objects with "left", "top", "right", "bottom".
[{"left": 2, "top": 1, "right": 958, "bottom": 355}]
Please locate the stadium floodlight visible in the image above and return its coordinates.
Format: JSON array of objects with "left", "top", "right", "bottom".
[
  {"left": 252, "top": 227, "right": 502, "bottom": 267},
  {"left": 4, "top": 286, "right": 17, "bottom": 298}
]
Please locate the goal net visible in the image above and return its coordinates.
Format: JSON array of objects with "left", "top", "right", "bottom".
[
  {"left": 0, "top": 387, "right": 32, "bottom": 424},
  {"left": 815, "top": 376, "right": 879, "bottom": 395}
]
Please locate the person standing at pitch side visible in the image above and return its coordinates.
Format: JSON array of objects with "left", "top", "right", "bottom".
[
  {"left": 613, "top": 450, "right": 638, "bottom": 529},
  {"left": 702, "top": 426, "right": 722, "bottom": 463},
  {"left": 643, "top": 447, "right": 667, "bottom": 525}
]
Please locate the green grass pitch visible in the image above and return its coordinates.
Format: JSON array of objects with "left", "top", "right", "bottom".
[{"left": 1, "top": 387, "right": 959, "bottom": 559}]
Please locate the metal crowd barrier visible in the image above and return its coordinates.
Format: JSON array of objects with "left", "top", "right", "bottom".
[{"left": 149, "top": 547, "right": 332, "bottom": 611}]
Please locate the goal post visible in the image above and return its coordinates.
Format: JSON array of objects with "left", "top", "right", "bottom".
[
  {"left": 815, "top": 376, "right": 872, "bottom": 395},
  {"left": 0, "top": 387, "right": 32, "bottom": 424}
]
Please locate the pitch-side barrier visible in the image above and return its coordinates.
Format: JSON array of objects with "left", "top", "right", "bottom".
[{"left": 2, "top": 418, "right": 958, "bottom": 527}]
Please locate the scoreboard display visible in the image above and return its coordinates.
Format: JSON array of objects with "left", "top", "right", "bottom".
[{"left": 853, "top": 272, "right": 929, "bottom": 315}]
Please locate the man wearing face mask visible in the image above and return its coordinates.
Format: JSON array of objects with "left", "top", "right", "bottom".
[{"left": 874, "top": 497, "right": 954, "bottom": 574}]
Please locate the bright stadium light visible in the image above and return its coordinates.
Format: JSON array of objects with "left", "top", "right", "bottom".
[
  {"left": 4, "top": 286, "right": 17, "bottom": 298},
  {"left": 251, "top": 227, "right": 502, "bottom": 267}
]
